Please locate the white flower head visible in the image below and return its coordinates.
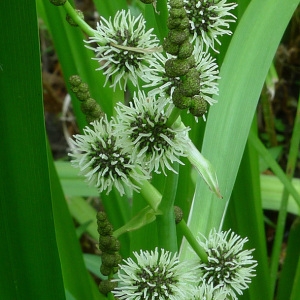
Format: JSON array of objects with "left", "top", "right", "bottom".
[
  {"left": 144, "top": 41, "right": 219, "bottom": 120},
  {"left": 113, "top": 248, "right": 196, "bottom": 299},
  {"left": 189, "top": 282, "right": 230, "bottom": 300},
  {"left": 191, "top": 229, "right": 257, "bottom": 300},
  {"left": 114, "top": 91, "right": 190, "bottom": 175},
  {"left": 193, "top": 38, "right": 219, "bottom": 106},
  {"left": 68, "top": 116, "right": 148, "bottom": 196},
  {"left": 184, "top": 0, "right": 238, "bottom": 52},
  {"left": 86, "top": 10, "right": 162, "bottom": 91}
]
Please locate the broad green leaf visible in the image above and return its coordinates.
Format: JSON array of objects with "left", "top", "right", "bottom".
[
  {"left": 277, "top": 218, "right": 300, "bottom": 300},
  {"left": 48, "top": 150, "right": 104, "bottom": 300},
  {"left": 0, "top": 1, "right": 65, "bottom": 298},
  {"left": 181, "top": 0, "right": 300, "bottom": 253}
]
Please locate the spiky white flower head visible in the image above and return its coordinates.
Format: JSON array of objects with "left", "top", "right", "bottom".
[
  {"left": 193, "top": 39, "right": 219, "bottom": 106},
  {"left": 183, "top": 0, "right": 238, "bottom": 52},
  {"left": 191, "top": 229, "right": 257, "bottom": 300},
  {"left": 144, "top": 40, "right": 219, "bottom": 110},
  {"left": 189, "top": 282, "right": 229, "bottom": 300},
  {"left": 114, "top": 91, "right": 190, "bottom": 175},
  {"left": 68, "top": 116, "right": 149, "bottom": 196},
  {"left": 113, "top": 247, "right": 196, "bottom": 299},
  {"left": 86, "top": 10, "right": 162, "bottom": 91}
]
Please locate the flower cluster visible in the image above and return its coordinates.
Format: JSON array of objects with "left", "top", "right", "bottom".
[
  {"left": 68, "top": 115, "right": 148, "bottom": 196},
  {"left": 113, "top": 248, "right": 196, "bottom": 299},
  {"left": 114, "top": 91, "right": 190, "bottom": 175},
  {"left": 184, "top": 0, "right": 238, "bottom": 52},
  {"left": 191, "top": 229, "right": 257, "bottom": 299},
  {"left": 113, "top": 230, "right": 257, "bottom": 299},
  {"left": 69, "top": 92, "right": 189, "bottom": 194},
  {"left": 85, "top": 10, "right": 162, "bottom": 91}
]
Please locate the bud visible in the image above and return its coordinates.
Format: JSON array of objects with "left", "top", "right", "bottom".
[
  {"left": 174, "top": 206, "right": 183, "bottom": 224},
  {"left": 177, "top": 40, "right": 193, "bottom": 59},
  {"left": 69, "top": 75, "right": 82, "bottom": 87},
  {"left": 172, "top": 88, "right": 191, "bottom": 109},
  {"left": 80, "top": 98, "right": 97, "bottom": 114},
  {"left": 99, "top": 280, "right": 117, "bottom": 295},
  {"left": 165, "top": 58, "right": 190, "bottom": 77},
  {"left": 189, "top": 96, "right": 208, "bottom": 117}
]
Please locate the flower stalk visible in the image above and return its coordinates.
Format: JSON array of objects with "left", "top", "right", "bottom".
[
  {"left": 62, "top": 1, "right": 95, "bottom": 37},
  {"left": 177, "top": 218, "right": 208, "bottom": 263}
]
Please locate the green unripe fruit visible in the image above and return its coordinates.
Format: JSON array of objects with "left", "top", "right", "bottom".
[
  {"left": 167, "top": 17, "right": 182, "bottom": 30},
  {"left": 172, "top": 87, "right": 191, "bottom": 109},
  {"left": 168, "top": 29, "right": 189, "bottom": 44},
  {"left": 163, "top": 39, "right": 179, "bottom": 55},
  {"left": 169, "top": 7, "right": 186, "bottom": 18},
  {"left": 180, "top": 69, "right": 200, "bottom": 96},
  {"left": 165, "top": 58, "right": 190, "bottom": 77},
  {"left": 69, "top": 75, "right": 82, "bottom": 87},
  {"left": 76, "top": 91, "right": 90, "bottom": 102},
  {"left": 81, "top": 98, "right": 97, "bottom": 114},
  {"left": 170, "top": 0, "right": 184, "bottom": 8},
  {"left": 178, "top": 41, "right": 193, "bottom": 59},
  {"left": 97, "top": 211, "right": 107, "bottom": 222},
  {"left": 100, "top": 264, "right": 112, "bottom": 276},
  {"left": 189, "top": 95, "right": 208, "bottom": 117},
  {"left": 99, "top": 280, "right": 117, "bottom": 295},
  {"left": 102, "top": 253, "right": 119, "bottom": 268}
]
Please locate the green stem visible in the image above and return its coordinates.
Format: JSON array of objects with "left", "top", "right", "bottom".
[
  {"left": 177, "top": 219, "right": 208, "bottom": 263},
  {"left": 63, "top": 1, "right": 96, "bottom": 37},
  {"left": 186, "top": 137, "right": 222, "bottom": 198},
  {"left": 156, "top": 164, "right": 179, "bottom": 253},
  {"left": 269, "top": 93, "right": 300, "bottom": 296},
  {"left": 166, "top": 106, "right": 181, "bottom": 128},
  {"left": 107, "top": 292, "right": 115, "bottom": 300},
  {"left": 130, "top": 175, "right": 162, "bottom": 212}
]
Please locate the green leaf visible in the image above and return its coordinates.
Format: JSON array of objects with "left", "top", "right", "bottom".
[
  {"left": 277, "top": 218, "right": 300, "bottom": 300},
  {"left": 181, "top": 0, "right": 300, "bottom": 257},
  {"left": 224, "top": 132, "right": 272, "bottom": 300},
  {"left": 49, "top": 149, "right": 105, "bottom": 300},
  {"left": 83, "top": 254, "right": 107, "bottom": 280},
  {"left": 0, "top": 1, "right": 65, "bottom": 298},
  {"left": 114, "top": 206, "right": 161, "bottom": 238}
]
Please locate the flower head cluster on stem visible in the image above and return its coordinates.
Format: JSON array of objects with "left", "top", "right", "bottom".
[
  {"left": 113, "top": 247, "right": 196, "bottom": 299},
  {"left": 85, "top": 10, "right": 162, "bottom": 91},
  {"left": 184, "top": 0, "right": 238, "bottom": 52},
  {"left": 191, "top": 229, "right": 257, "bottom": 299},
  {"left": 114, "top": 91, "right": 190, "bottom": 175},
  {"left": 68, "top": 115, "right": 149, "bottom": 195}
]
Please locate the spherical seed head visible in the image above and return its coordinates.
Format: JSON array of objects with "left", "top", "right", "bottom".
[
  {"left": 69, "top": 75, "right": 82, "bottom": 87},
  {"left": 113, "top": 248, "right": 197, "bottom": 299},
  {"left": 99, "top": 280, "right": 117, "bottom": 295},
  {"left": 68, "top": 116, "right": 149, "bottom": 196},
  {"left": 189, "top": 95, "right": 208, "bottom": 117},
  {"left": 114, "top": 91, "right": 190, "bottom": 175},
  {"left": 193, "top": 229, "right": 258, "bottom": 299},
  {"left": 184, "top": 0, "right": 238, "bottom": 52},
  {"left": 85, "top": 10, "right": 162, "bottom": 91}
]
